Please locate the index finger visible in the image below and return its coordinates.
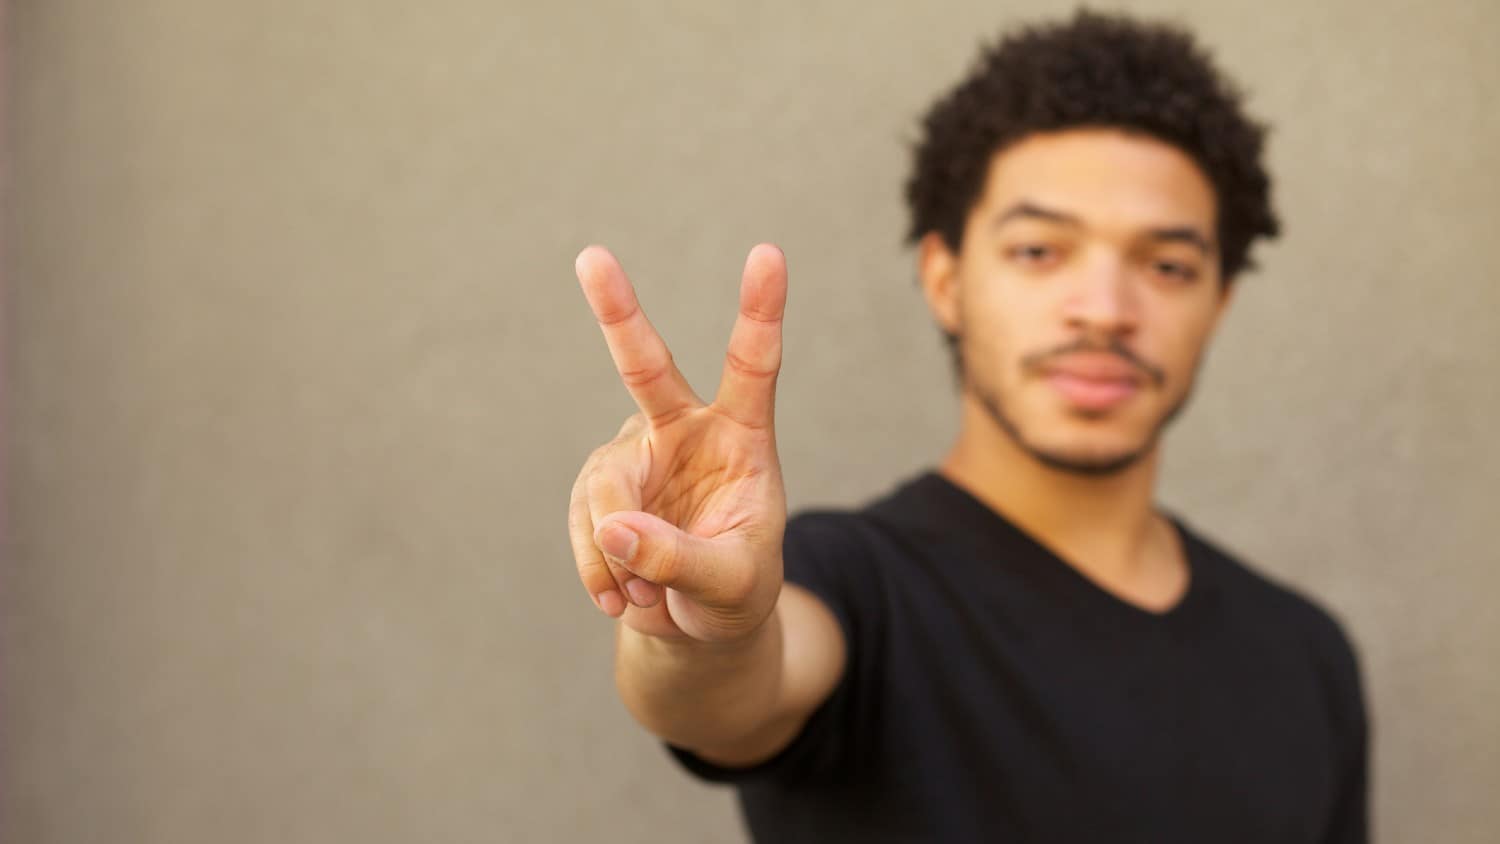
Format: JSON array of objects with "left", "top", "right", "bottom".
[{"left": 575, "top": 246, "right": 701, "bottom": 423}]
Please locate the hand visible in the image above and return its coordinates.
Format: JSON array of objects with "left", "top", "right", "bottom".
[{"left": 568, "top": 244, "right": 789, "bottom": 642}]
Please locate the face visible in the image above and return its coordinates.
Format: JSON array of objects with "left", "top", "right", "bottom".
[{"left": 921, "top": 128, "right": 1233, "bottom": 475}]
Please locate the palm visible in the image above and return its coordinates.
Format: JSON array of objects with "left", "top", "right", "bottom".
[
  {"left": 573, "top": 245, "right": 788, "bottom": 641},
  {"left": 629, "top": 408, "right": 781, "bottom": 637}
]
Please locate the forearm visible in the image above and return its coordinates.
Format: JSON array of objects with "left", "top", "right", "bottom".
[{"left": 613, "top": 601, "right": 789, "bottom": 756}]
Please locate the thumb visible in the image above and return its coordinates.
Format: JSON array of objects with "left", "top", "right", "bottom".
[{"left": 593, "top": 511, "right": 757, "bottom": 606}]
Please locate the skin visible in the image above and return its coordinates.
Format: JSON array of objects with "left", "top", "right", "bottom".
[
  {"left": 922, "top": 127, "right": 1234, "bottom": 610},
  {"left": 570, "top": 244, "right": 842, "bottom": 762},
  {"left": 569, "top": 126, "right": 1235, "bottom": 765}
]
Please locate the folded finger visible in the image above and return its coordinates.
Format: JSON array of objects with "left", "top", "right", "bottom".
[{"left": 569, "top": 465, "right": 626, "bottom": 617}]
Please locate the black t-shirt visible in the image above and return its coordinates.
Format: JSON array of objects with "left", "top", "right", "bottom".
[{"left": 667, "top": 471, "right": 1369, "bottom": 843}]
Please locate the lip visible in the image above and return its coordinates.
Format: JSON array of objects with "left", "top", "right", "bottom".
[
  {"left": 1041, "top": 358, "right": 1142, "bottom": 411},
  {"left": 1042, "top": 353, "right": 1144, "bottom": 381},
  {"left": 1045, "top": 372, "right": 1138, "bottom": 410}
]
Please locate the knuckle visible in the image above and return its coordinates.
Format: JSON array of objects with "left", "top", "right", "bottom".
[
  {"left": 589, "top": 440, "right": 616, "bottom": 463},
  {"left": 724, "top": 351, "right": 777, "bottom": 380},
  {"left": 578, "top": 448, "right": 606, "bottom": 486},
  {"left": 612, "top": 413, "right": 646, "bottom": 442},
  {"left": 571, "top": 463, "right": 593, "bottom": 499},
  {"left": 740, "top": 305, "right": 782, "bottom": 324},
  {"left": 582, "top": 450, "right": 604, "bottom": 480},
  {"left": 639, "top": 532, "right": 678, "bottom": 586},
  {"left": 585, "top": 464, "right": 614, "bottom": 497},
  {"left": 594, "top": 298, "right": 639, "bottom": 327},
  {"left": 567, "top": 519, "right": 599, "bottom": 560},
  {"left": 568, "top": 533, "right": 610, "bottom": 586},
  {"left": 618, "top": 359, "right": 672, "bottom": 389},
  {"left": 573, "top": 551, "right": 604, "bottom": 580},
  {"left": 585, "top": 447, "right": 623, "bottom": 485}
]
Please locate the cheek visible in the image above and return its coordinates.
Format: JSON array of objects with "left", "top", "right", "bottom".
[
  {"left": 961, "top": 282, "right": 1048, "bottom": 351},
  {"left": 959, "top": 297, "right": 1026, "bottom": 376},
  {"left": 1153, "top": 313, "right": 1220, "bottom": 383}
]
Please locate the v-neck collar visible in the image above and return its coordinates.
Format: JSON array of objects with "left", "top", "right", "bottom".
[{"left": 865, "top": 470, "right": 1216, "bottom": 632}]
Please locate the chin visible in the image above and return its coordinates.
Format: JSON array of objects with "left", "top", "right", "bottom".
[
  {"left": 973, "top": 381, "right": 1177, "bottom": 477},
  {"left": 1036, "top": 405, "right": 1154, "bottom": 445},
  {"left": 1015, "top": 411, "right": 1164, "bottom": 475},
  {"left": 1025, "top": 440, "right": 1152, "bottom": 476}
]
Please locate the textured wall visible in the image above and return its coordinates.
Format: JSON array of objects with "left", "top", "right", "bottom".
[{"left": 5, "top": 1, "right": 1498, "bottom": 842}]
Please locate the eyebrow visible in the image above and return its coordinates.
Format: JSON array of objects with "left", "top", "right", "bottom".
[
  {"left": 990, "top": 201, "right": 1082, "bottom": 229},
  {"left": 1146, "top": 226, "right": 1217, "bottom": 257},
  {"left": 989, "top": 200, "right": 1217, "bottom": 256}
]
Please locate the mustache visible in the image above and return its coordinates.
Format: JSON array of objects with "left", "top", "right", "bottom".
[{"left": 1020, "top": 336, "right": 1167, "bottom": 387}]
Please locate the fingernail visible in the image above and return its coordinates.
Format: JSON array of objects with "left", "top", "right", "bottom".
[
  {"left": 595, "top": 590, "right": 625, "bottom": 617},
  {"left": 597, "top": 522, "right": 638, "bottom": 564},
  {"left": 624, "top": 578, "right": 660, "bottom": 608}
]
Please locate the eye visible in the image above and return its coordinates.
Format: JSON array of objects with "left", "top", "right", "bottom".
[
  {"left": 1007, "top": 244, "right": 1057, "bottom": 264},
  {"left": 1153, "top": 260, "right": 1200, "bottom": 282}
]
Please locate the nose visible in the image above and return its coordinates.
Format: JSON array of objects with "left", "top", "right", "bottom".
[{"left": 1060, "top": 250, "right": 1140, "bottom": 338}]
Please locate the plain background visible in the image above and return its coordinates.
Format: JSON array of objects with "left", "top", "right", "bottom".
[{"left": 5, "top": 1, "right": 1498, "bottom": 841}]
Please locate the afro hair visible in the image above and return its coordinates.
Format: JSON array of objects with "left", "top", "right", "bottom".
[{"left": 904, "top": 9, "right": 1281, "bottom": 285}]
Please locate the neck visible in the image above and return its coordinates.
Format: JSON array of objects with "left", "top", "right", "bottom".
[{"left": 939, "top": 390, "right": 1178, "bottom": 593}]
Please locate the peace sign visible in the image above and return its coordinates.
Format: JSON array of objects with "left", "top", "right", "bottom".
[{"left": 567, "top": 245, "right": 790, "bottom": 642}]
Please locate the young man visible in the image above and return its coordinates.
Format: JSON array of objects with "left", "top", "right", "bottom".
[{"left": 568, "top": 10, "right": 1367, "bottom": 843}]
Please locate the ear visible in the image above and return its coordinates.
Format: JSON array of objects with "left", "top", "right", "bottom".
[{"left": 918, "top": 232, "right": 961, "bottom": 336}]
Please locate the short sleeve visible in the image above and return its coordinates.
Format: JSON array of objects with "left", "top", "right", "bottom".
[
  {"left": 665, "top": 510, "right": 885, "bottom": 786},
  {"left": 1310, "top": 608, "right": 1370, "bottom": 844}
]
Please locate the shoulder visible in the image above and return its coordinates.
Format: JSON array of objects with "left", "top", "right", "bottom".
[
  {"left": 778, "top": 480, "right": 938, "bottom": 633},
  {"left": 782, "top": 473, "right": 939, "bottom": 565},
  {"left": 785, "top": 507, "right": 879, "bottom": 548},
  {"left": 781, "top": 506, "right": 906, "bottom": 595},
  {"left": 1184, "top": 522, "right": 1365, "bottom": 697}
]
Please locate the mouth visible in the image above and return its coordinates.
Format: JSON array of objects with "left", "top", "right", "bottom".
[{"left": 1040, "top": 357, "right": 1144, "bottom": 412}]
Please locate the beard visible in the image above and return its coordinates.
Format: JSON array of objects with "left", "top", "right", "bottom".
[
  {"left": 959, "top": 332, "right": 1197, "bottom": 477},
  {"left": 973, "top": 382, "right": 1192, "bottom": 475}
]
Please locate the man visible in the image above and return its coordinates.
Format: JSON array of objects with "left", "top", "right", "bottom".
[{"left": 567, "top": 10, "right": 1368, "bottom": 843}]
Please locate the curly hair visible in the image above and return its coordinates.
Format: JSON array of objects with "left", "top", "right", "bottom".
[{"left": 905, "top": 9, "right": 1280, "bottom": 284}]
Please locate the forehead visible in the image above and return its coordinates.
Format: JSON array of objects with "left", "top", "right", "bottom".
[{"left": 976, "top": 128, "right": 1217, "bottom": 232}]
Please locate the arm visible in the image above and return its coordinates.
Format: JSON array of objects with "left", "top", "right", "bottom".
[
  {"left": 568, "top": 244, "right": 843, "bottom": 767},
  {"left": 615, "top": 583, "right": 845, "bottom": 766}
]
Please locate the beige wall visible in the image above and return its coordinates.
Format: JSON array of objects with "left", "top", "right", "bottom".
[{"left": 5, "top": 1, "right": 1498, "bottom": 841}]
